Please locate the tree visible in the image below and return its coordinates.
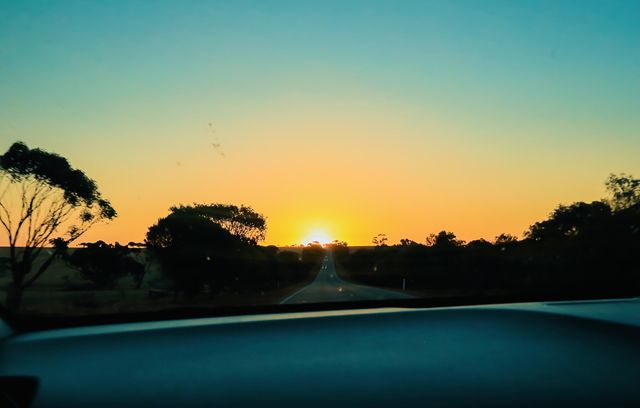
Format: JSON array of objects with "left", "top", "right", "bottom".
[
  {"left": 399, "top": 238, "right": 419, "bottom": 246},
  {"left": 326, "top": 240, "right": 349, "bottom": 261},
  {"left": 494, "top": 233, "right": 518, "bottom": 245},
  {"left": 170, "top": 203, "right": 266, "bottom": 244},
  {"left": 0, "top": 142, "right": 116, "bottom": 310},
  {"left": 606, "top": 173, "right": 640, "bottom": 211},
  {"left": 466, "top": 238, "right": 493, "bottom": 250},
  {"left": 146, "top": 212, "right": 241, "bottom": 297},
  {"left": 67, "top": 241, "right": 144, "bottom": 289},
  {"left": 525, "top": 201, "right": 611, "bottom": 241},
  {"left": 329, "top": 239, "right": 348, "bottom": 247},
  {"left": 372, "top": 234, "right": 388, "bottom": 247},
  {"left": 301, "top": 242, "right": 325, "bottom": 264},
  {"left": 426, "top": 231, "right": 464, "bottom": 248}
]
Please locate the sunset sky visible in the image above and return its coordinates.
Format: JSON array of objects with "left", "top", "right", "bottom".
[{"left": 1, "top": 0, "right": 639, "bottom": 246}]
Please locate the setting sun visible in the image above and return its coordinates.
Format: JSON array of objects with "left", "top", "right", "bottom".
[{"left": 302, "top": 229, "right": 333, "bottom": 246}]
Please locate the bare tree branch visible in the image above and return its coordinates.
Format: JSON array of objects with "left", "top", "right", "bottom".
[{"left": 0, "top": 141, "right": 117, "bottom": 310}]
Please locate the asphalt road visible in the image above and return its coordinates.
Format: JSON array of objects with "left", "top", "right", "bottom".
[{"left": 280, "top": 252, "right": 413, "bottom": 304}]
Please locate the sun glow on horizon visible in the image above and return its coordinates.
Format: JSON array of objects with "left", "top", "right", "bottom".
[{"left": 302, "top": 228, "right": 333, "bottom": 246}]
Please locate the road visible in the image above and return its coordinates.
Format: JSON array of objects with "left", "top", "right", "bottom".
[{"left": 280, "top": 252, "right": 413, "bottom": 304}]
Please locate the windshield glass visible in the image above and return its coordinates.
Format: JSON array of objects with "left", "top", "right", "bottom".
[{"left": 1, "top": 1, "right": 639, "bottom": 321}]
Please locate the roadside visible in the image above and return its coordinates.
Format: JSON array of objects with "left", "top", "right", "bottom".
[{"left": 0, "top": 249, "right": 324, "bottom": 316}]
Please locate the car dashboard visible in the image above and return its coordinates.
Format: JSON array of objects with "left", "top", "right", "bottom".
[{"left": 2, "top": 297, "right": 640, "bottom": 407}]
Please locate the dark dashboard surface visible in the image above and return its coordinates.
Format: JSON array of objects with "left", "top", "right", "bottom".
[{"left": 2, "top": 298, "right": 640, "bottom": 407}]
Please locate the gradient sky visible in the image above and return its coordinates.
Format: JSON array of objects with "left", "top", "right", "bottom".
[{"left": 1, "top": 0, "right": 639, "bottom": 246}]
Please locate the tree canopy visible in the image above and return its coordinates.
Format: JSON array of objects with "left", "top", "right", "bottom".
[
  {"left": 526, "top": 201, "right": 612, "bottom": 241},
  {"left": 169, "top": 203, "right": 266, "bottom": 244},
  {"left": 605, "top": 173, "right": 640, "bottom": 211},
  {"left": 0, "top": 141, "right": 116, "bottom": 310},
  {"left": 146, "top": 211, "right": 240, "bottom": 250},
  {"left": 67, "top": 241, "right": 144, "bottom": 289},
  {"left": 426, "top": 231, "right": 464, "bottom": 248},
  {"left": 1, "top": 141, "right": 115, "bottom": 215}
]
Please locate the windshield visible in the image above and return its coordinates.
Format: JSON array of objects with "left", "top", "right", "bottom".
[{"left": 1, "top": 1, "right": 639, "bottom": 323}]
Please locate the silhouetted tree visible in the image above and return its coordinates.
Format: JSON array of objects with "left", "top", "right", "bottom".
[
  {"left": 0, "top": 142, "right": 116, "bottom": 311},
  {"left": 399, "top": 238, "right": 419, "bottom": 246},
  {"left": 302, "top": 242, "right": 325, "bottom": 264},
  {"left": 67, "top": 241, "right": 144, "bottom": 289},
  {"left": 146, "top": 212, "right": 242, "bottom": 297},
  {"left": 494, "top": 234, "right": 518, "bottom": 246},
  {"left": 466, "top": 239, "right": 494, "bottom": 250},
  {"left": 606, "top": 173, "right": 640, "bottom": 211},
  {"left": 372, "top": 234, "right": 388, "bottom": 247},
  {"left": 426, "top": 231, "right": 464, "bottom": 248},
  {"left": 331, "top": 174, "right": 640, "bottom": 298},
  {"left": 525, "top": 201, "right": 611, "bottom": 241},
  {"left": 278, "top": 251, "right": 299, "bottom": 263},
  {"left": 170, "top": 203, "right": 266, "bottom": 244},
  {"left": 326, "top": 240, "right": 349, "bottom": 260},
  {"left": 329, "top": 240, "right": 348, "bottom": 247}
]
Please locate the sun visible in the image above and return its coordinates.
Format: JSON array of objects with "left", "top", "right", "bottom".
[{"left": 302, "top": 228, "right": 333, "bottom": 246}]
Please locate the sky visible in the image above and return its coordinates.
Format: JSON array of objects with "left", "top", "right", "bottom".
[{"left": 1, "top": 0, "right": 639, "bottom": 246}]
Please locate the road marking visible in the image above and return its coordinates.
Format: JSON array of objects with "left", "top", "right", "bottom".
[
  {"left": 281, "top": 252, "right": 413, "bottom": 304},
  {"left": 280, "top": 285, "right": 310, "bottom": 304}
]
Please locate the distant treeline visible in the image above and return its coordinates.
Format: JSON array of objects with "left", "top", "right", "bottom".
[
  {"left": 2, "top": 138, "right": 639, "bottom": 310},
  {"left": 62, "top": 205, "right": 325, "bottom": 298},
  {"left": 335, "top": 175, "right": 640, "bottom": 298}
]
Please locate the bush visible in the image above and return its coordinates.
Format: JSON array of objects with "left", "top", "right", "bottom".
[{"left": 68, "top": 242, "right": 144, "bottom": 289}]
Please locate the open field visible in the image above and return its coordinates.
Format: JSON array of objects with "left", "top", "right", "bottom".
[{"left": 0, "top": 247, "right": 322, "bottom": 315}]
